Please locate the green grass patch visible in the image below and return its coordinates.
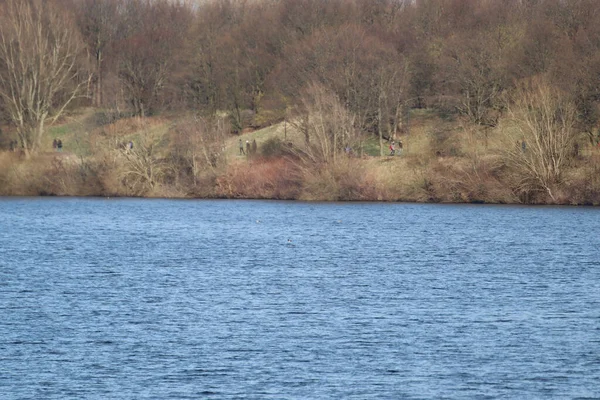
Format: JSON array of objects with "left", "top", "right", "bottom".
[
  {"left": 361, "top": 137, "right": 383, "bottom": 156},
  {"left": 48, "top": 126, "right": 69, "bottom": 137}
]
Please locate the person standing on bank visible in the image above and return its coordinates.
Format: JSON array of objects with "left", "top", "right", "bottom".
[{"left": 239, "top": 139, "right": 245, "bottom": 155}]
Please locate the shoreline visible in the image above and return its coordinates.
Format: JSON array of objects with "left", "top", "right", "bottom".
[{"left": 1, "top": 192, "right": 597, "bottom": 207}]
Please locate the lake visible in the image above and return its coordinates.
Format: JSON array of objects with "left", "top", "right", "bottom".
[{"left": 1, "top": 198, "right": 599, "bottom": 399}]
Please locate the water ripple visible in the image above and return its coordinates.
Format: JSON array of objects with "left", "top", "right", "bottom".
[{"left": 0, "top": 199, "right": 599, "bottom": 399}]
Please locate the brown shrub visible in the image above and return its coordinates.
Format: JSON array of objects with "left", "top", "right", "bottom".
[
  {"left": 216, "top": 158, "right": 301, "bottom": 199},
  {"left": 423, "top": 156, "right": 517, "bottom": 204},
  {"left": 299, "top": 159, "right": 381, "bottom": 201},
  {"left": 370, "top": 156, "right": 432, "bottom": 202},
  {"left": 0, "top": 152, "right": 106, "bottom": 196},
  {"left": 188, "top": 172, "right": 219, "bottom": 198},
  {"left": 560, "top": 155, "right": 600, "bottom": 205},
  {"left": 0, "top": 152, "right": 18, "bottom": 195}
]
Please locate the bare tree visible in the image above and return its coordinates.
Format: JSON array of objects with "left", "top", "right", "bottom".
[
  {"left": 0, "top": 0, "right": 90, "bottom": 157},
  {"left": 502, "top": 79, "right": 578, "bottom": 202},
  {"left": 74, "top": 0, "right": 119, "bottom": 107},
  {"left": 116, "top": 0, "right": 192, "bottom": 117},
  {"left": 118, "top": 127, "right": 170, "bottom": 195},
  {"left": 291, "top": 83, "right": 360, "bottom": 165},
  {"left": 274, "top": 23, "right": 406, "bottom": 154},
  {"left": 186, "top": 0, "right": 236, "bottom": 114},
  {"left": 442, "top": 34, "right": 507, "bottom": 126},
  {"left": 169, "top": 115, "right": 229, "bottom": 181}
]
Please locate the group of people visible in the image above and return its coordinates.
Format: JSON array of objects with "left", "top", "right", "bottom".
[
  {"left": 389, "top": 140, "right": 403, "bottom": 156},
  {"left": 8, "top": 140, "right": 18, "bottom": 152},
  {"left": 52, "top": 138, "right": 63, "bottom": 152},
  {"left": 239, "top": 138, "right": 257, "bottom": 156}
]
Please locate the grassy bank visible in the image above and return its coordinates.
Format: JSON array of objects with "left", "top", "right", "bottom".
[{"left": 1, "top": 108, "right": 600, "bottom": 205}]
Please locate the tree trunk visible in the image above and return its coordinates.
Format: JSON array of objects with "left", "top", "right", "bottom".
[
  {"left": 97, "top": 49, "right": 103, "bottom": 107},
  {"left": 378, "top": 94, "right": 384, "bottom": 157}
]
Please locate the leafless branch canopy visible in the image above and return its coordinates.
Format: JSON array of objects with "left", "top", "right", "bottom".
[{"left": 0, "top": 0, "right": 90, "bottom": 156}]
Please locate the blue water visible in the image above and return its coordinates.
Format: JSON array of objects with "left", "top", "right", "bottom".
[{"left": 1, "top": 198, "right": 599, "bottom": 399}]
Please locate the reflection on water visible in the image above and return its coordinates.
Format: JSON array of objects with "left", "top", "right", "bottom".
[{"left": 1, "top": 198, "right": 599, "bottom": 398}]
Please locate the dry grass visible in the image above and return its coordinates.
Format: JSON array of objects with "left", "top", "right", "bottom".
[{"left": 0, "top": 151, "right": 103, "bottom": 196}]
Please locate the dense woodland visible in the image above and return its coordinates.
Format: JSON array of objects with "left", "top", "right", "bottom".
[{"left": 1, "top": 0, "right": 600, "bottom": 204}]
